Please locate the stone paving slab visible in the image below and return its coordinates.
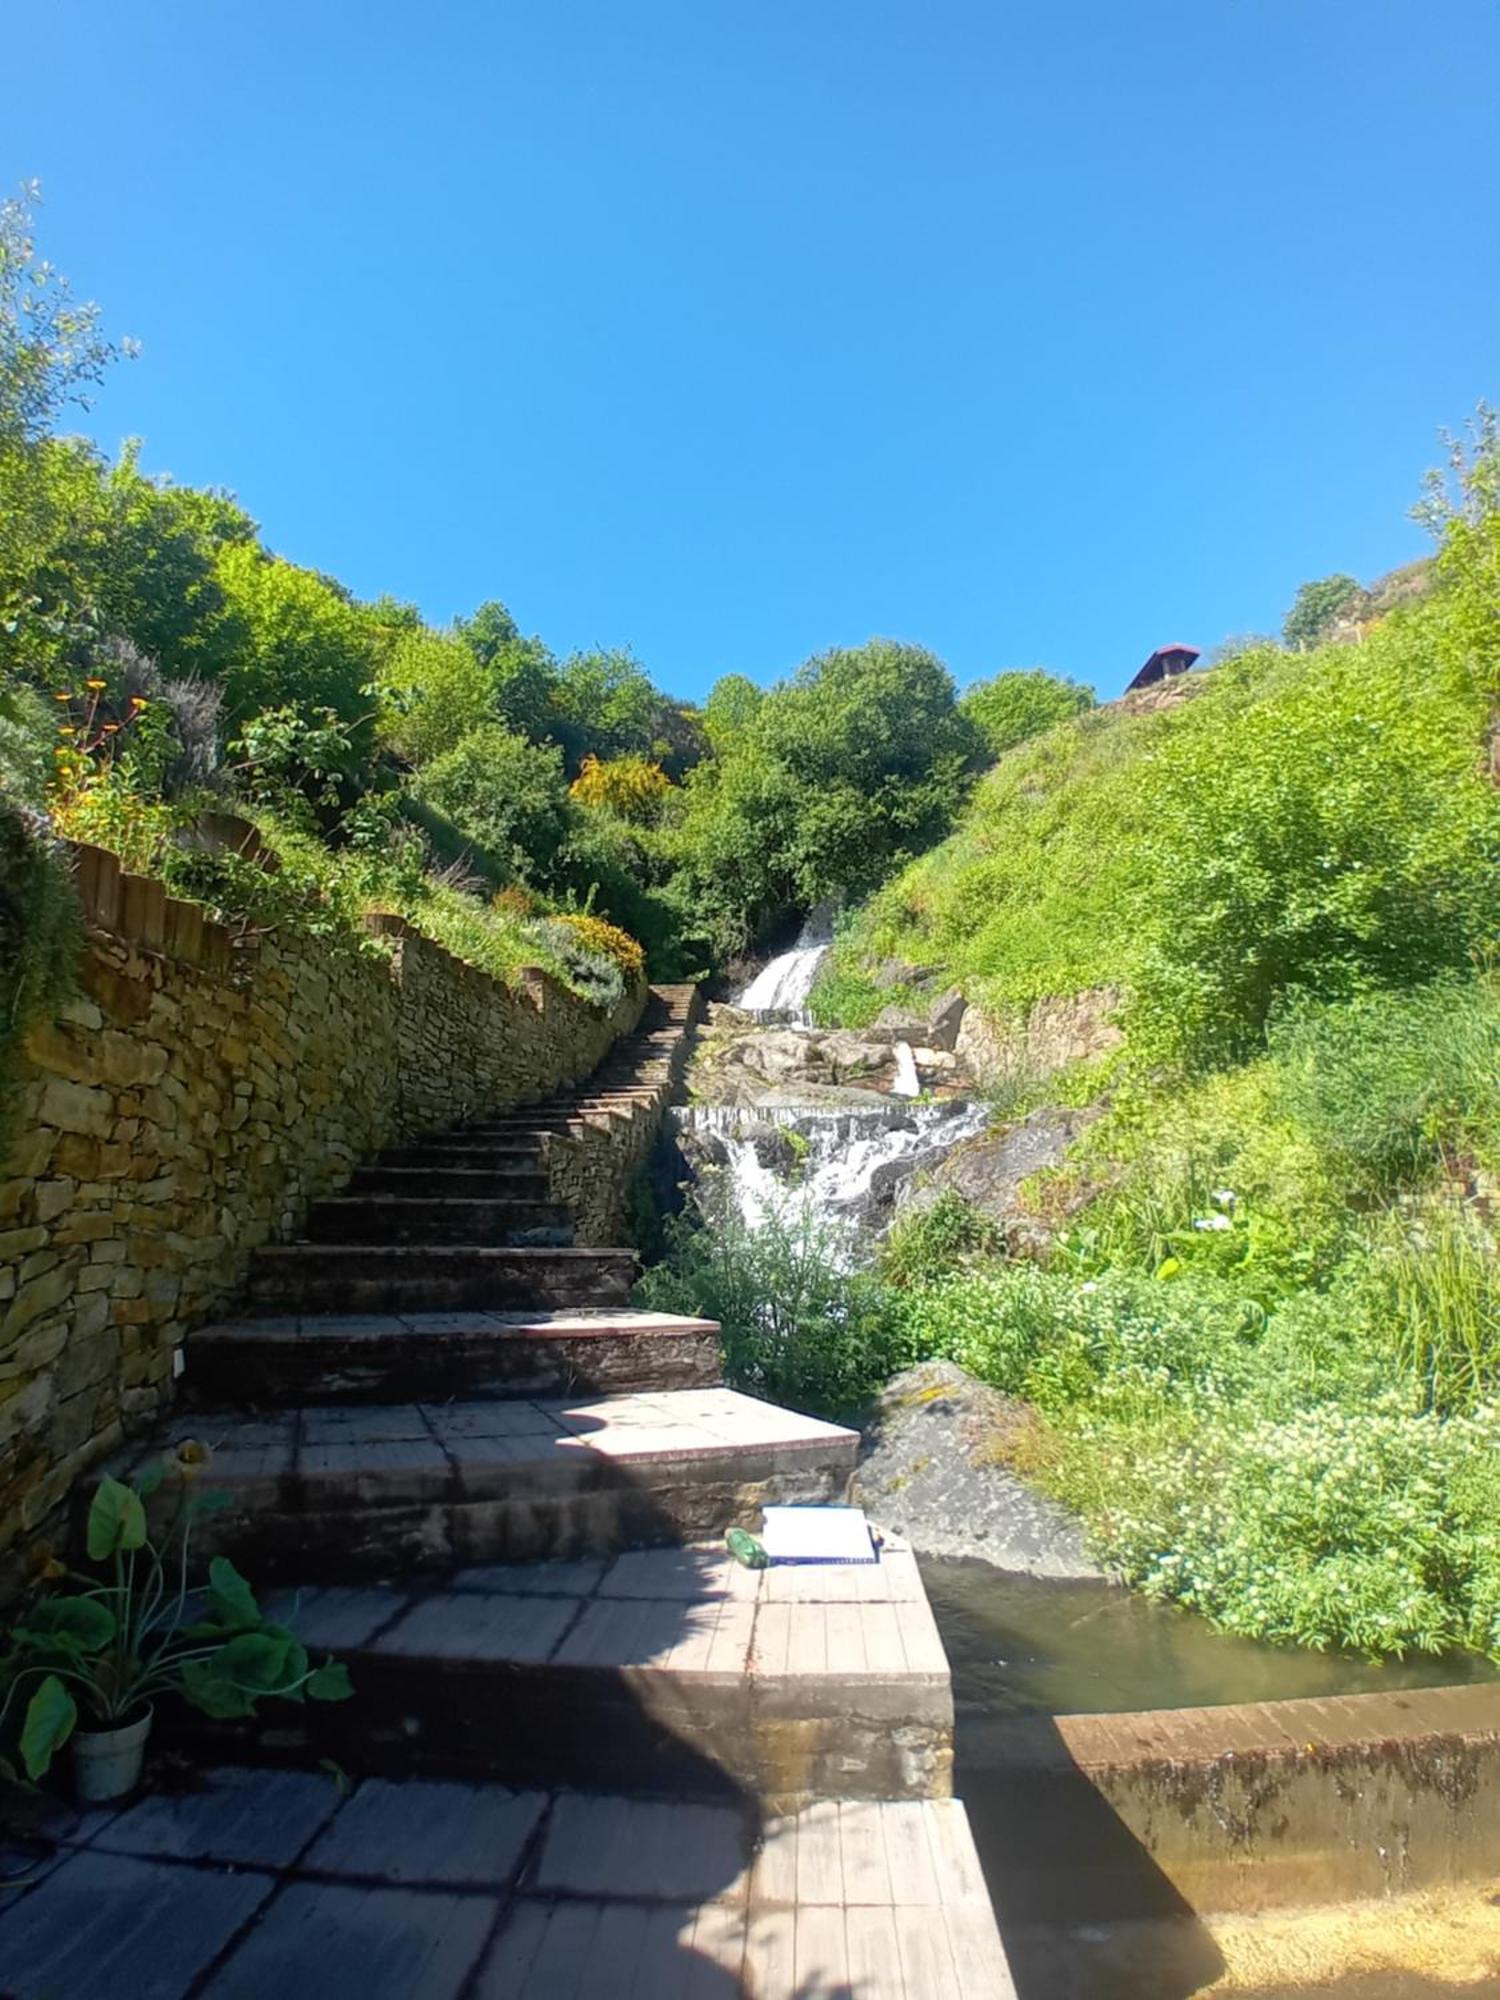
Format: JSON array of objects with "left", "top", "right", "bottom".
[{"left": 0, "top": 1771, "right": 1014, "bottom": 1998}]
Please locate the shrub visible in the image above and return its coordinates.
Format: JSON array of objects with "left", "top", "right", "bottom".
[
  {"left": 569, "top": 753, "right": 674, "bottom": 823},
  {"left": 1091, "top": 1401, "right": 1500, "bottom": 1657},
  {"left": 960, "top": 668, "right": 1094, "bottom": 761},
  {"left": 880, "top": 1192, "right": 1000, "bottom": 1289},
  {"left": 414, "top": 723, "right": 573, "bottom": 888},
  {"left": 636, "top": 1193, "right": 908, "bottom": 1417},
  {"left": 550, "top": 911, "right": 645, "bottom": 986}
]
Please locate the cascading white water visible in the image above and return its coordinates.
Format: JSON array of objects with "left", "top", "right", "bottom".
[
  {"left": 734, "top": 910, "right": 834, "bottom": 1019},
  {"left": 678, "top": 1096, "right": 989, "bottom": 1248}
]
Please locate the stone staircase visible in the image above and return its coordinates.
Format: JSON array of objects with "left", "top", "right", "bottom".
[{"left": 81, "top": 982, "right": 1015, "bottom": 1992}]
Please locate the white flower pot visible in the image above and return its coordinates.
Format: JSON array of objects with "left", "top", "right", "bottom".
[{"left": 72, "top": 1706, "right": 152, "bottom": 1803}]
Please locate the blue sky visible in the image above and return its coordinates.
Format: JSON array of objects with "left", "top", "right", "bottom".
[{"left": 7, "top": 2, "right": 1497, "bottom": 701}]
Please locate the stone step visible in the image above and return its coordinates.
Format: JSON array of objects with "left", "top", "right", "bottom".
[
  {"left": 244, "top": 1244, "right": 637, "bottom": 1314},
  {"left": 112, "top": 1388, "right": 858, "bottom": 1579},
  {"left": 348, "top": 1165, "right": 552, "bottom": 1201},
  {"left": 188, "top": 1541, "right": 952, "bottom": 1809},
  {"left": 0, "top": 1769, "right": 1015, "bottom": 2000},
  {"left": 300, "top": 1197, "right": 575, "bottom": 1248},
  {"left": 375, "top": 1140, "right": 545, "bottom": 1171},
  {"left": 186, "top": 1308, "right": 723, "bottom": 1405}
]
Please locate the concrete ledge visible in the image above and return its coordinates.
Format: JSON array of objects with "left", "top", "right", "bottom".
[{"left": 978, "top": 1683, "right": 1500, "bottom": 1918}]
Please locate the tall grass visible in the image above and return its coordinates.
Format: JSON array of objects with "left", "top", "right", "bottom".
[{"left": 1361, "top": 1205, "right": 1500, "bottom": 1413}]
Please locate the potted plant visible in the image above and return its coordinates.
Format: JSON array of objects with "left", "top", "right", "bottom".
[{"left": 0, "top": 1447, "right": 351, "bottom": 1803}]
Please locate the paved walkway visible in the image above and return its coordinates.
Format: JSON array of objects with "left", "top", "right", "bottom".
[{"left": 0, "top": 1766, "right": 1016, "bottom": 1998}]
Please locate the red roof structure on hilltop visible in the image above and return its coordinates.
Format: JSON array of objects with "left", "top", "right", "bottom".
[{"left": 1126, "top": 642, "right": 1200, "bottom": 693}]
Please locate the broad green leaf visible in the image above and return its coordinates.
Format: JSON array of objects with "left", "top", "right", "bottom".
[
  {"left": 306, "top": 1660, "right": 354, "bottom": 1703},
  {"left": 24, "top": 1597, "right": 115, "bottom": 1651},
  {"left": 213, "top": 1631, "right": 291, "bottom": 1691},
  {"left": 207, "top": 1557, "right": 260, "bottom": 1632},
  {"left": 20, "top": 1677, "right": 77, "bottom": 1780},
  {"left": 86, "top": 1477, "right": 147, "bottom": 1561},
  {"left": 179, "top": 1660, "right": 257, "bottom": 1720},
  {"left": 133, "top": 1458, "right": 167, "bottom": 1499}
]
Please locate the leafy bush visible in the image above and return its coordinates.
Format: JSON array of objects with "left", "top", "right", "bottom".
[
  {"left": 1091, "top": 1401, "right": 1500, "bottom": 1657},
  {"left": 636, "top": 1193, "right": 908, "bottom": 1417},
  {"left": 960, "top": 668, "right": 1094, "bottom": 761},
  {"left": 569, "top": 752, "right": 675, "bottom": 823},
  {"left": 1126, "top": 620, "right": 1499, "bottom": 1064},
  {"left": 880, "top": 1192, "right": 1000, "bottom": 1289},
  {"left": 414, "top": 723, "right": 573, "bottom": 888},
  {"left": 549, "top": 911, "right": 645, "bottom": 986}
]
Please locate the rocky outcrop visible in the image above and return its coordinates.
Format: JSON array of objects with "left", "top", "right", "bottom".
[
  {"left": 693, "top": 999, "right": 969, "bottom": 1110},
  {"left": 955, "top": 985, "right": 1124, "bottom": 1087},
  {"left": 854, "top": 1360, "right": 1102, "bottom": 1577},
  {"left": 897, "top": 1103, "right": 1101, "bottom": 1256}
]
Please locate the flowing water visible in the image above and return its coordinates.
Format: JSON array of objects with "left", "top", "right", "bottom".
[
  {"left": 678, "top": 1096, "right": 990, "bottom": 1241},
  {"left": 733, "top": 911, "right": 834, "bottom": 1018},
  {"left": 920, "top": 1557, "right": 1500, "bottom": 1722}
]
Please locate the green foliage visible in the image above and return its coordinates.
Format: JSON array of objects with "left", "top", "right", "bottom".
[
  {"left": 880, "top": 1192, "right": 1001, "bottom": 1289},
  {"left": 1357, "top": 1205, "right": 1500, "bottom": 1416},
  {"left": 213, "top": 541, "right": 378, "bottom": 735},
  {"left": 1268, "top": 981, "right": 1500, "bottom": 1195},
  {"left": 676, "top": 639, "right": 982, "bottom": 958},
  {"left": 415, "top": 723, "right": 573, "bottom": 887},
  {"left": 636, "top": 1194, "right": 908, "bottom": 1417},
  {"left": 0, "top": 1457, "right": 350, "bottom": 1779},
  {"left": 831, "top": 587, "right": 1500, "bottom": 1065},
  {"left": 959, "top": 667, "right": 1094, "bottom": 761},
  {"left": 1125, "top": 621, "right": 1498, "bottom": 1064},
  {"left": 1282, "top": 572, "right": 1362, "bottom": 649},
  {"left": 701, "top": 672, "right": 763, "bottom": 753},
  {"left": 375, "top": 625, "right": 495, "bottom": 765}
]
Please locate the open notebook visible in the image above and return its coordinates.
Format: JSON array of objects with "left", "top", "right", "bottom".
[{"left": 759, "top": 1505, "right": 878, "bottom": 1565}]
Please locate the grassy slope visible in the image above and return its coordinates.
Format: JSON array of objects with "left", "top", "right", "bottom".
[{"left": 817, "top": 602, "right": 1500, "bottom": 1658}]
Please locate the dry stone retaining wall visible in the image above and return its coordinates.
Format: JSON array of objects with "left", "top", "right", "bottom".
[
  {"left": 0, "top": 843, "right": 643, "bottom": 1584},
  {"left": 542, "top": 983, "right": 700, "bottom": 1245}
]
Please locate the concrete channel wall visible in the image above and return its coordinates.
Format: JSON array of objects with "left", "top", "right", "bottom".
[{"left": 983, "top": 1681, "right": 1500, "bottom": 1919}]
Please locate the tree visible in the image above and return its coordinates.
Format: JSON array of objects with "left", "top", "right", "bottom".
[
  {"left": 702, "top": 673, "right": 763, "bottom": 753},
  {"left": 0, "top": 185, "right": 132, "bottom": 676},
  {"left": 414, "top": 723, "right": 574, "bottom": 885},
  {"left": 960, "top": 667, "right": 1094, "bottom": 761},
  {"left": 375, "top": 625, "right": 496, "bottom": 765},
  {"left": 673, "top": 638, "right": 984, "bottom": 954},
  {"left": 83, "top": 446, "right": 252, "bottom": 683},
  {"left": 0, "top": 182, "right": 126, "bottom": 450},
  {"left": 454, "top": 598, "right": 560, "bottom": 741},
  {"left": 213, "top": 542, "right": 378, "bottom": 736},
  {"left": 1283, "top": 573, "right": 1363, "bottom": 650}
]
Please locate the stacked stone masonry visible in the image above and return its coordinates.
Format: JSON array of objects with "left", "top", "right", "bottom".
[{"left": 0, "top": 841, "right": 645, "bottom": 1586}]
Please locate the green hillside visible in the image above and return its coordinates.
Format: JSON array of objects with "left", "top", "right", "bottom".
[{"left": 788, "top": 452, "right": 1500, "bottom": 1660}]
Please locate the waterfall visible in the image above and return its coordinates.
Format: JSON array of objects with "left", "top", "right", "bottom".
[
  {"left": 676, "top": 1096, "right": 989, "bottom": 1242},
  {"left": 734, "top": 909, "right": 835, "bottom": 1019}
]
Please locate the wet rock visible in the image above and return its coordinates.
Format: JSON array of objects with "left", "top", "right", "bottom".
[
  {"left": 899, "top": 1103, "right": 1100, "bottom": 1257},
  {"left": 854, "top": 1360, "right": 1103, "bottom": 1577}
]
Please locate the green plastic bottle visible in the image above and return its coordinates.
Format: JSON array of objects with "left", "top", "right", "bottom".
[{"left": 725, "top": 1526, "right": 769, "bottom": 1570}]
